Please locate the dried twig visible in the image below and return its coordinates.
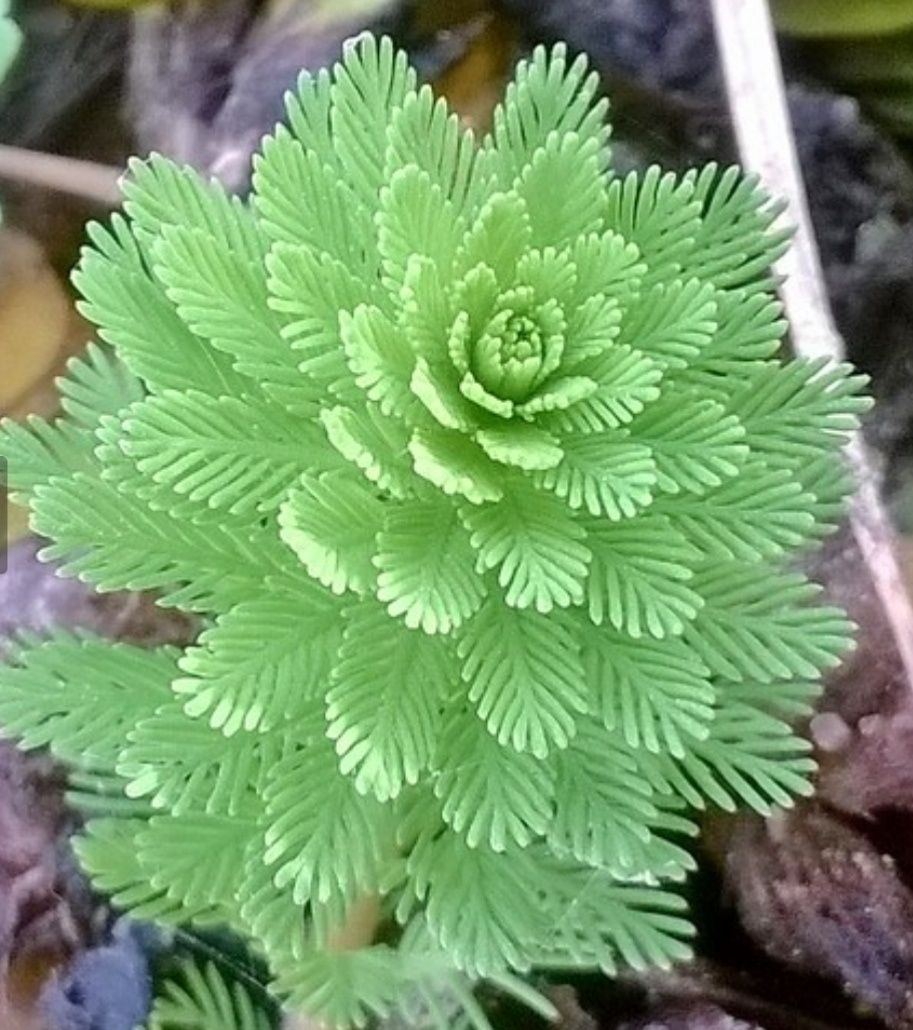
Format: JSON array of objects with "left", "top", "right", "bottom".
[
  {"left": 0, "top": 145, "right": 121, "bottom": 206},
  {"left": 709, "top": 0, "right": 913, "bottom": 693}
]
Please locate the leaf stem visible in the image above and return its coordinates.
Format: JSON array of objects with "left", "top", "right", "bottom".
[{"left": 283, "top": 894, "right": 383, "bottom": 1030}]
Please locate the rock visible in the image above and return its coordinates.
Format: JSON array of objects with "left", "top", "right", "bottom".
[
  {"left": 0, "top": 536, "right": 196, "bottom": 1025},
  {"left": 725, "top": 804, "right": 913, "bottom": 1029},
  {"left": 620, "top": 1004, "right": 762, "bottom": 1030},
  {"left": 497, "top": 0, "right": 719, "bottom": 95},
  {"left": 39, "top": 921, "right": 155, "bottom": 1030},
  {"left": 0, "top": 536, "right": 194, "bottom": 661},
  {"left": 0, "top": 740, "right": 89, "bottom": 966}
]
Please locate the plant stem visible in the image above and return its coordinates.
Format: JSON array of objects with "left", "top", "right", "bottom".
[
  {"left": 282, "top": 894, "right": 383, "bottom": 1030},
  {"left": 325, "top": 894, "right": 382, "bottom": 952}
]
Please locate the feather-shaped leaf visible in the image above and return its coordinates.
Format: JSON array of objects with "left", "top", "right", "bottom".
[
  {"left": 0, "top": 416, "right": 97, "bottom": 499},
  {"left": 455, "top": 191, "right": 531, "bottom": 285},
  {"left": 628, "top": 392, "right": 748, "bottom": 495},
  {"left": 385, "top": 85, "right": 483, "bottom": 215},
  {"left": 461, "top": 482, "right": 591, "bottom": 611},
  {"left": 123, "top": 154, "right": 265, "bottom": 265},
  {"left": 377, "top": 165, "right": 465, "bottom": 293},
  {"left": 273, "top": 946, "right": 405, "bottom": 1029},
  {"left": 152, "top": 223, "right": 309, "bottom": 406},
  {"left": 687, "top": 164, "right": 789, "bottom": 292},
  {"left": 58, "top": 341, "right": 145, "bottom": 427},
  {"left": 138, "top": 811, "right": 257, "bottom": 912},
  {"left": 605, "top": 167, "right": 701, "bottom": 286},
  {"left": 405, "top": 828, "right": 547, "bottom": 977},
  {"left": 341, "top": 303, "right": 417, "bottom": 416},
  {"left": 581, "top": 625, "right": 714, "bottom": 757},
  {"left": 149, "top": 961, "right": 274, "bottom": 1030},
  {"left": 0, "top": 636, "right": 174, "bottom": 768},
  {"left": 654, "top": 464, "right": 820, "bottom": 561},
  {"left": 517, "top": 132, "right": 606, "bottom": 248},
  {"left": 536, "top": 867, "right": 693, "bottom": 974},
  {"left": 321, "top": 403, "right": 414, "bottom": 498},
  {"left": 548, "top": 719, "right": 660, "bottom": 875},
  {"left": 330, "top": 34, "right": 417, "bottom": 215},
  {"left": 617, "top": 279, "right": 717, "bottom": 370},
  {"left": 728, "top": 358, "right": 872, "bottom": 466},
  {"left": 264, "top": 707, "right": 389, "bottom": 905},
  {"left": 117, "top": 391, "right": 321, "bottom": 516},
  {"left": 544, "top": 345, "right": 664, "bottom": 434},
  {"left": 684, "top": 289, "right": 785, "bottom": 380},
  {"left": 536, "top": 432, "right": 656, "bottom": 520},
  {"left": 374, "top": 498, "right": 486, "bottom": 634},
  {"left": 327, "top": 601, "right": 452, "bottom": 800},
  {"left": 570, "top": 230, "right": 646, "bottom": 303},
  {"left": 278, "top": 470, "right": 384, "bottom": 596},
  {"left": 266, "top": 241, "right": 366, "bottom": 388},
  {"left": 584, "top": 513, "right": 703, "bottom": 638},
  {"left": 686, "top": 564, "right": 854, "bottom": 683},
  {"left": 457, "top": 598, "right": 587, "bottom": 757},
  {"left": 75, "top": 819, "right": 217, "bottom": 926},
  {"left": 433, "top": 701, "right": 556, "bottom": 851},
  {"left": 253, "top": 128, "right": 371, "bottom": 274},
  {"left": 175, "top": 592, "right": 341, "bottom": 735},
  {"left": 487, "top": 42, "right": 609, "bottom": 185},
  {"left": 643, "top": 700, "right": 816, "bottom": 816},
  {"left": 284, "top": 63, "right": 335, "bottom": 166},
  {"left": 74, "top": 218, "right": 247, "bottom": 396},
  {"left": 31, "top": 474, "right": 306, "bottom": 613},
  {"left": 476, "top": 421, "right": 563, "bottom": 472},
  {"left": 409, "top": 426, "right": 505, "bottom": 505},
  {"left": 119, "top": 702, "right": 266, "bottom": 816}
]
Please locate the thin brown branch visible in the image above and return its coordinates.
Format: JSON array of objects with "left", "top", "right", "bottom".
[
  {"left": 709, "top": 0, "right": 913, "bottom": 694},
  {"left": 0, "top": 146, "right": 121, "bottom": 206}
]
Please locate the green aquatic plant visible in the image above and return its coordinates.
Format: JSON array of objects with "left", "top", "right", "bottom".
[{"left": 0, "top": 33, "right": 869, "bottom": 1029}]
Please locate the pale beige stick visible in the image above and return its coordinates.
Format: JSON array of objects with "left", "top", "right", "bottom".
[
  {"left": 709, "top": 0, "right": 913, "bottom": 690},
  {"left": 0, "top": 145, "right": 121, "bottom": 206}
]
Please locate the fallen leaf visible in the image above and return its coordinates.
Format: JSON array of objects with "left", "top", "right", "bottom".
[
  {"left": 433, "top": 13, "right": 516, "bottom": 131},
  {"left": 0, "top": 230, "right": 73, "bottom": 417}
]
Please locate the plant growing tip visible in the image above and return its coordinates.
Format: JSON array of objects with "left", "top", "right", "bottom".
[{"left": 0, "top": 32, "right": 871, "bottom": 1030}]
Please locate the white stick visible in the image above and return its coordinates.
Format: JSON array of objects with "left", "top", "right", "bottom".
[
  {"left": 709, "top": 0, "right": 913, "bottom": 690},
  {"left": 0, "top": 145, "right": 121, "bottom": 206}
]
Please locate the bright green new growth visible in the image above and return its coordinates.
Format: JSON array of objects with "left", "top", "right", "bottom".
[{"left": 0, "top": 33, "right": 870, "bottom": 1029}]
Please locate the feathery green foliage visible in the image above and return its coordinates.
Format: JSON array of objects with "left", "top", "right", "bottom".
[
  {"left": 0, "top": 33, "right": 869, "bottom": 1029},
  {"left": 148, "top": 960, "right": 275, "bottom": 1030}
]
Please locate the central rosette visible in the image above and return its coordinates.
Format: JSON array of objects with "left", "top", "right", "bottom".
[
  {"left": 335, "top": 188, "right": 657, "bottom": 502},
  {"left": 467, "top": 289, "right": 566, "bottom": 411}
]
